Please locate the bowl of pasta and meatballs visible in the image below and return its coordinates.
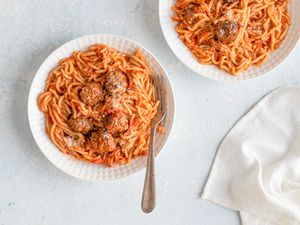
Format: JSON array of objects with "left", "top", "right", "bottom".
[
  {"left": 159, "top": 0, "right": 300, "bottom": 81},
  {"left": 28, "top": 34, "right": 174, "bottom": 181}
]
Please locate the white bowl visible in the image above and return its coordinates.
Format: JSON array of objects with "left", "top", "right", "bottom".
[
  {"left": 159, "top": 0, "right": 300, "bottom": 81},
  {"left": 28, "top": 34, "right": 175, "bottom": 181}
]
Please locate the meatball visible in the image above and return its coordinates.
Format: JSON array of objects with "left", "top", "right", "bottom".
[
  {"left": 104, "top": 96, "right": 122, "bottom": 114},
  {"left": 215, "top": 20, "right": 239, "bottom": 43},
  {"left": 105, "top": 71, "right": 128, "bottom": 95},
  {"left": 104, "top": 112, "right": 129, "bottom": 134},
  {"left": 184, "top": 3, "right": 198, "bottom": 24},
  {"left": 80, "top": 82, "right": 104, "bottom": 106},
  {"left": 68, "top": 116, "right": 93, "bottom": 134},
  {"left": 63, "top": 135, "right": 84, "bottom": 147},
  {"left": 93, "top": 97, "right": 122, "bottom": 119},
  {"left": 89, "top": 129, "right": 116, "bottom": 153}
]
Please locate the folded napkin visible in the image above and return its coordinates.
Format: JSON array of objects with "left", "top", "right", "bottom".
[{"left": 202, "top": 86, "right": 300, "bottom": 225}]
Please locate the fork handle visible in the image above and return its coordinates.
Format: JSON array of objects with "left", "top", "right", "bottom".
[{"left": 141, "top": 125, "right": 157, "bottom": 213}]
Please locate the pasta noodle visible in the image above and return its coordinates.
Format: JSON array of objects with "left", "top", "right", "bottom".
[
  {"left": 172, "top": 0, "right": 291, "bottom": 75},
  {"left": 38, "top": 44, "right": 161, "bottom": 167}
]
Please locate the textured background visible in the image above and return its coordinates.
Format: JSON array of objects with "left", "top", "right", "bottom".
[{"left": 0, "top": 0, "right": 300, "bottom": 224}]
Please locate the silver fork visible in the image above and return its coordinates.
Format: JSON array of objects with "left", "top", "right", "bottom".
[{"left": 141, "top": 74, "right": 166, "bottom": 213}]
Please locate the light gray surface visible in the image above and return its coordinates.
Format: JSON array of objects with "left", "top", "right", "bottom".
[{"left": 0, "top": 0, "right": 299, "bottom": 224}]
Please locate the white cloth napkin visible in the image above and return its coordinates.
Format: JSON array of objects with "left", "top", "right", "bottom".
[{"left": 202, "top": 86, "right": 300, "bottom": 225}]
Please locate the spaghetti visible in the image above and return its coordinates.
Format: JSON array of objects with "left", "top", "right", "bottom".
[
  {"left": 172, "top": 0, "right": 291, "bottom": 75},
  {"left": 38, "top": 44, "right": 160, "bottom": 167}
]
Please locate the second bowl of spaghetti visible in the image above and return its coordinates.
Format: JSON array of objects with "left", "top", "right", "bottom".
[
  {"left": 159, "top": 0, "right": 300, "bottom": 81},
  {"left": 28, "top": 34, "right": 175, "bottom": 181}
]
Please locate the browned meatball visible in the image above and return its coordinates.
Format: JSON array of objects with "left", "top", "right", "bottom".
[
  {"left": 89, "top": 129, "right": 116, "bottom": 153},
  {"left": 184, "top": 3, "right": 198, "bottom": 24},
  {"left": 105, "top": 71, "right": 128, "bottom": 95},
  {"left": 63, "top": 135, "right": 85, "bottom": 147},
  {"left": 215, "top": 20, "right": 239, "bottom": 43},
  {"left": 104, "top": 112, "right": 129, "bottom": 134},
  {"left": 80, "top": 82, "right": 104, "bottom": 106},
  {"left": 68, "top": 116, "right": 93, "bottom": 134},
  {"left": 93, "top": 97, "right": 122, "bottom": 119},
  {"left": 103, "top": 96, "right": 122, "bottom": 114}
]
